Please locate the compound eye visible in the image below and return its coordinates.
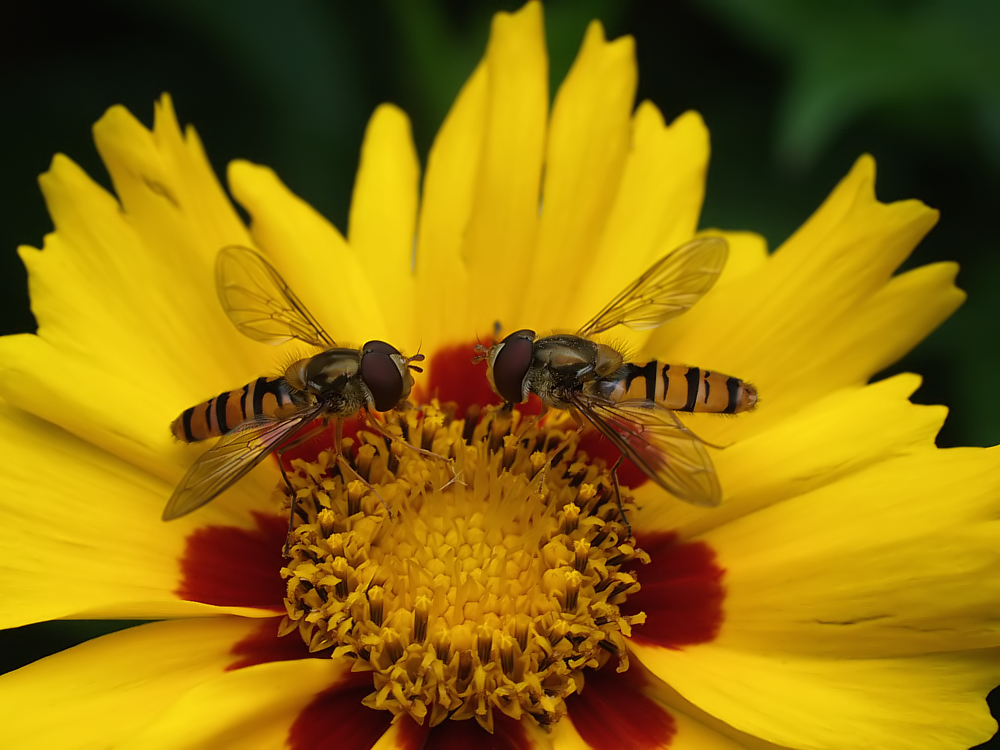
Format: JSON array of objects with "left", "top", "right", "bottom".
[
  {"left": 491, "top": 330, "right": 535, "bottom": 403},
  {"left": 361, "top": 340, "right": 405, "bottom": 411}
]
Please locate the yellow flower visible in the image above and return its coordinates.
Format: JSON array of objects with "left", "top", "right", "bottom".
[{"left": 1, "top": 3, "right": 998, "bottom": 748}]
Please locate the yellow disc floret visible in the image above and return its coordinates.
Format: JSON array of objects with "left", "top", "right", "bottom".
[{"left": 279, "top": 404, "right": 648, "bottom": 732}]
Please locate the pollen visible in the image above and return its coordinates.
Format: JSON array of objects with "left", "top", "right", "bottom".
[{"left": 279, "top": 403, "right": 649, "bottom": 732}]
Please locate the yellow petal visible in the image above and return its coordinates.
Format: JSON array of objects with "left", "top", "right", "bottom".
[
  {"left": 227, "top": 160, "right": 388, "bottom": 346},
  {"left": 702, "top": 261, "right": 960, "bottom": 446},
  {"left": 462, "top": 1, "right": 548, "bottom": 331},
  {"left": 88, "top": 98, "right": 263, "bottom": 380},
  {"left": 348, "top": 104, "right": 420, "bottom": 347},
  {"left": 639, "top": 668, "right": 795, "bottom": 750},
  {"left": 556, "top": 659, "right": 787, "bottom": 750},
  {"left": 122, "top": 657, "right": 355, "bottom": 749},
  {"left": 645, "top": 155, "right": 950, "bottom": 438},
  {"left": 415, "top": 62, "right": 488, "bottom": 349},
  {"left": 1, "top": 98, "right": 300, "bottom": 503},
  {"left": 522, "top": 21, "right": 637, "bottom": 329},
  {"left": 707, "top": 444, "right": 1000, "bottom": 656},
  {"left": 2, "top": 109, "right": 275, "bottom": 465},
  {"left": 633, "top": 643, "right": 1000, "bottom": 750},
  {"left": 0, "top": 617, "right": 268, "bottom": 748},
  {"left": 569, "top": 106, "right": 710, "bottom": 329},
  {"left": 0, "top": 334, "right": 181, "bottom": 479},
  {"left": 787, "top": 261, "right": 964, "bottom": 406},
  {"left": 0, "top": 400, "right": 281, "bottom": 626},
  {"left": 705, "top": 230, "right": 769, "bottom": 287},
  {"left": 633, "top": 374, "right": 946, "bottom": 539},
  {"left": 92, "top": 96, "right": 252, "bottom": 277}
]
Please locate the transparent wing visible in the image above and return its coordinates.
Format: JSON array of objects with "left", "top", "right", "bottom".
[
  {"left": 162, "top": 403, "right": 327, "bottom": 520},
  {"left": 216, "top": 245, "right": 336, "bottom": 348},
  {"left": 569, "top": 393, "right": 721, "bottom": 507},
  {"left": 577, "top": 237, "right": 729, "bottom": 337}
]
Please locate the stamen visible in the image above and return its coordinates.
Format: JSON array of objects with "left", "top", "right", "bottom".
[{"left": 280, "top": 403, "right": 649, "bottom": 731}]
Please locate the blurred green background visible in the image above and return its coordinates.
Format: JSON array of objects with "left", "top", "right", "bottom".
[{"left": 1, "top": 0, "right": 998, "bottom": 744}]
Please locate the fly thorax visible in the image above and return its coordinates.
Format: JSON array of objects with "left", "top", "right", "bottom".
[
  {"left": 303, "top": 349, "right": 362, "bottom": 395},
  {"left": 283, "top": 358, "right": 313, "bottom": 392},
  {"left": 325, "top": 378, "right": 371, "bottom": 417},
  {"left": 594, "top": 343, "right": 625, "bottom": 378},
  {"left": 534, "top": 336, "right": 600, "bottom": 387}
]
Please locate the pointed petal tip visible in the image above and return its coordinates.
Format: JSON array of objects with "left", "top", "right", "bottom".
[
  {"left": 849, "top": 153, "right": 940, "bottom": 222},
  {"left": 91, "top": 102, "right": 143, "bottom": 142},
  {"left": 491, "top": 0, "right": 545, "bottom": 44}
]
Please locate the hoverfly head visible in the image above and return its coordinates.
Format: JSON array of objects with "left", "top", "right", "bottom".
[
  {"left": 360, "top": 340, "right": 411, "bottom": 412},
  {"left": 484, "top": 329, "right": 536, "bottom": 404}
]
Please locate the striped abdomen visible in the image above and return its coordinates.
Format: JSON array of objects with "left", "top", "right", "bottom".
[
  {"left": 610, "top": 362, "right": 757, "bottom": 414},
  {"left": 171, "top": 376, "right": 299, "bottom": 442}
]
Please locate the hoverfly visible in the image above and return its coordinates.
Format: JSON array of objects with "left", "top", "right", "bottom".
[
  {"left": 475, "top": 237, "right": 756, "bottom": 509},
  {"left": 163, "top": 246, "right": 424, "bottom": 522}
]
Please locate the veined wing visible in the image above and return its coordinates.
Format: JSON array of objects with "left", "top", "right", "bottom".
[
  {"left": 569, "top": 393, "right": 721, "bottom": 507},
  {"left": 577, "top": 237, "right": 728, "bottom": 337},
  {"left": 216, "top": 245, "right": 336, "bottom": 348},
  {"left": 162, "top": 403, "right": 327, "bottom": 520}
]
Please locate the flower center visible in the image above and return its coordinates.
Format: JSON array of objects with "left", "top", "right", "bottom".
[{"left": 279, "top": 404, "right": 648, "bottom": 732}]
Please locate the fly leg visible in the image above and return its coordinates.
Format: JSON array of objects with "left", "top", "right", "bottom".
[
  {"left": 609, "top": 456, "right": 633, "bottom": 539},
  {"left": 359, "top": 407, "right": 457, "bottom": 481},
  {"left": 276, "top": 418, "right": 331, "bottom": 556},
  {"left": 329, "top": 417, "right": 395, "bottom": 520},
  {"left": 512, "top": 404, "right": 550, "bottom": 438}
]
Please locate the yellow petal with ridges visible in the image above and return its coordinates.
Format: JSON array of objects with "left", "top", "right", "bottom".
[
  {"left": 617, "top": 228, "right": 769, "bottom": 361},
  {"left": 0, "top": 400, "right": 280, "bottom": 626},
  {"left": 348, "top": 104, "right": 420, "bottom": 347},
  {"left": 227, "top": 160, "right": 388, "bottom": 347},
  {"left": 705, "top": 445, "right": 1000, "bottom": 656},
  {"left": 555, "top": 714, "right": 753, "bottom": 750},
  {"left": 705, "top": 230, "right": 769, "bottom": 286},
  {"left": 638, "top": 670, "right": 795, "bottom": 750},
  {"left": 2, "top": 146, "right": 276, "bottom": 470},
  {"left": 414, "top": 63, "right": 488, "bottom": 349},
  {"left": 667, "top": 713, "right": 760, "bottom": 750},
  {"left": 674, "top": 261, "right": 963, "bottom": 448},
  {"left": 521, "top": 21, "right": 636, "bottom": 329},
  {"left": 462, "top": 1, "right": 547, "bottom": 331},
  {"left": 633, "top": 374, "right": 946, "bottom": 540},
  {"left": 556, "top": 659, "right": 787, "bottom": 749},
  {"left": 770, "top": 154, "right": 937, "bottom": 294},
  {"left": 0, "top": 617, "right": 272, "bottom": 749},
  {"left": 783, "top": 260, "right": 963, "bottom": 404},
  {"left": 645, "top": 155, "right": 952, "bottom": 443},
  {"left": 708, "top": 259, "right": 962, "bottom": 443},
  {"left": 120, "top": 658, "right": 352, "bottom": 750},
  {"left": 0, "top": 334, "right": 182, "bottom": 479},
  {"left": 21, "top": 147, "right": 261, "bottom": 385},
  {"left": 94, "top": 96, "right": 250, "bottom": 270},
  {"left": 569, "top": 106, "right": 710, "bottom": 329},
  {"left": 632, "top": 643, "right": 1000, "bottom": 750}
]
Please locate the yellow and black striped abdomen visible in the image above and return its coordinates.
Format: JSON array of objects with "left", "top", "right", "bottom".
[
  {"left": 616, "top": 362, "right": 757, "bottom": 414},
  {"left": 171, "top": 376, "right": 298, "bottom": 442}
]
